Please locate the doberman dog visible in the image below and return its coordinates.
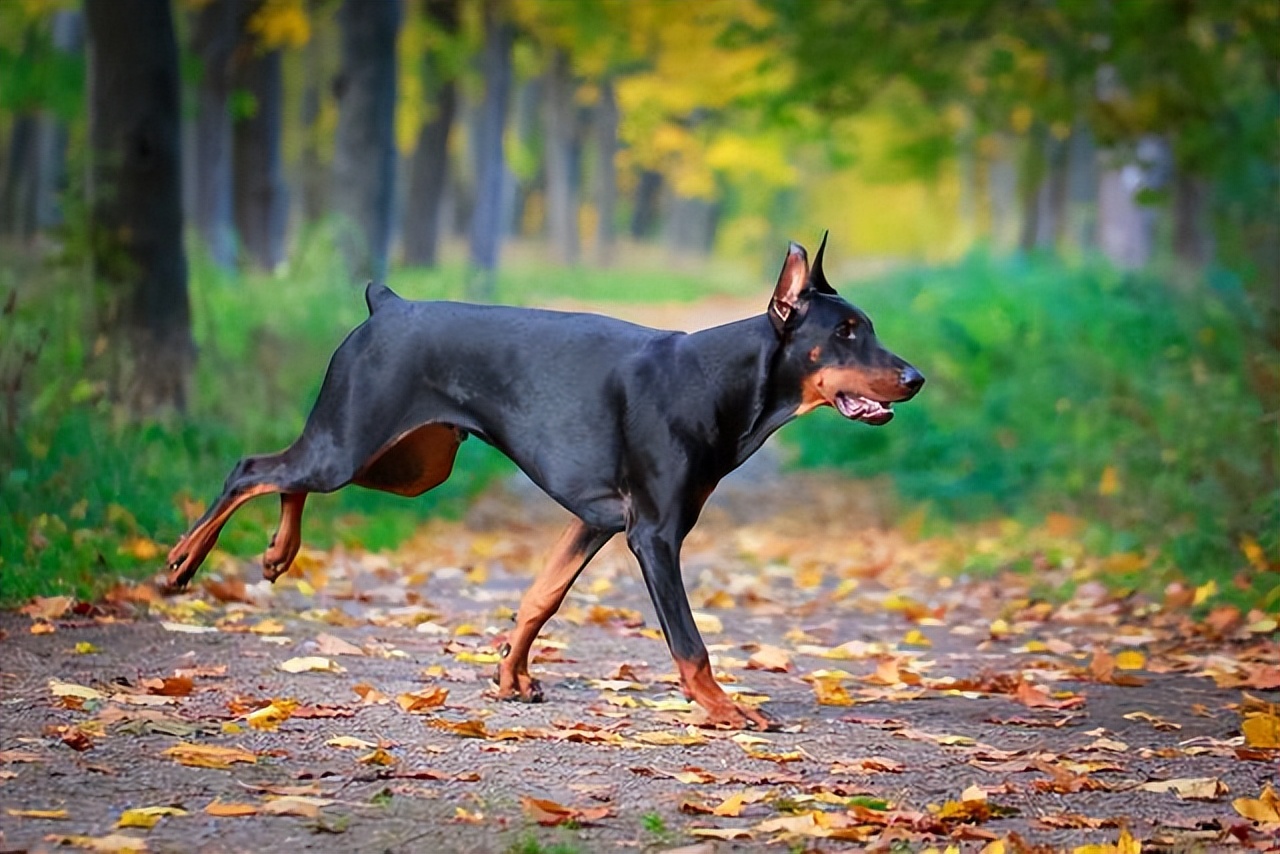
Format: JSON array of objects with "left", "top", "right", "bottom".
[{"left": 166, "top": 235, "right": 923, "bottom": 729}]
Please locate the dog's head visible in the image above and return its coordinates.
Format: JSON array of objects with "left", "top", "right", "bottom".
[{"left": 768, "top": 235, "right": 923, "bottom": 425}]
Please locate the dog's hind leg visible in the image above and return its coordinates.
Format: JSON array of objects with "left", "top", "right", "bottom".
[
  {"left": 262, "top": 492, "right": 308, "bottom": 581},
  {"left": 497, "top": 520, "right": 615, "bottom": 702},
  {"left": 166, "top": 452, "right": 296, "bottom": 590}
]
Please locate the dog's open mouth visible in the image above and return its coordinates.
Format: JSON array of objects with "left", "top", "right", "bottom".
[{"left": 835, "top": 392, "right": 894, "bottom": 425}]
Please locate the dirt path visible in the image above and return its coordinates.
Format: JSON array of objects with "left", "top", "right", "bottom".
[{"left": 2, "top": 465, "right": 1278, "bottom": 853}]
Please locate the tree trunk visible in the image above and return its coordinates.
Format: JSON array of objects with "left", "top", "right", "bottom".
[
  {"left": 467, "top": 0, "right": 514, "bottom": 298},
  {"left": 1033, "top": 130, "right": 1069, "bottom": 251},
  {"left": 663, "top": 191, "right": 719, "bottom": 257},
  {"left": 85, "top": 0, "right": 193, "bottom": 413},
  {"left": 1017, "top": 124, "right": 1046, "bottom": 252},
  {"left": 985, "top": 135, "right": 1018, "bottom": 251},
  {"left": 295, "top": 0, "right": 330, "bottom": 226},
  {"left": 190, "top": 0, "right": 249, "bottom": 269},
  {"left": 630, "top": 168, "right": 662, "bottom": 239},
  {"left": 1064, "top": 123, "right": 1097, "bottom": 252},
  {"left": 233, "top": 46, "right": 288, "bottom": 271},
  {"left": 543, "top": 48, "right": 579, "bottom": 265},
  {"left": 0, "top": 115, "right": 37, "bottom": 240},
  {"left": 593, "top": 78, "right": 619, "bottom": 266},
  {"left": 1173, "top": 170, "right": 1213, "bottom": 269},
  {"left": 402, "top": 0, "right": 459, "bottom": 267},
  {"left": 332, "top": 0, "right": 401, "bottom": 282}
]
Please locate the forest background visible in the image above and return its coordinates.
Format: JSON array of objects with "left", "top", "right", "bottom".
[{"left": 0, "top": 0, "right": 1276, "bottom": 610}]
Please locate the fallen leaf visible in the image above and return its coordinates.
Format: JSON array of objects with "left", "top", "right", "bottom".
[
  {"left": 1241, "top": 710, "right": 1280, "bottom": 749},
  {"left": 140, "top": 676, "right": 194, "bottom": 697},
  {"left": 358, "top": 748, "right": 397, "bottom": 766},
  {"left": 116, "top": 806, "right": 187, "bottom": 829},
  {"left": 203, "top": 801, "right": 259, "bottom": 817},
  {"left": 259, "top": 796, "right": 333, "bottom": 818},
  {"left": 8, "top": 808, "right": 70, "bottom": 819},
  {"left": 520, "top": 796, "right": 612, "bottom": 827},
  {"left": 22, "top": 596, "right": 74, "bottom": 620},
  {"left": 326, "top": 735, "right": 378, "bottom": 750},
  {"left": 49, "top": 680, "right": 104, "bottom": 701},
  {"left": 161, "top": 743, "right": 256, "bottom": 769},
  {"left": 746, "top": 645, "right": 792, "bottom": 672},
  {"left": 1232, "top": 782, "right": 1280, "bottom": 825},
  {"left": 396, "top": 686, "right": 449, "bottom": 714},
  {"left": 812, "top": 677, "right": 855, "bottom": 706},
  {"left": 314, "top": 633, "right": 365, "bottom": 656},
  {"left": 1138, "top": 777, "right": 1228, "bottom": 800},
  {"left": 278, "top": 656, "right": 345, "bottom": 674},
  {"left": 42, "top": 833, "right": 149, "bottom": 852},
  {"left": 245, "top": 699, "right": 298, "bottom": 731}
]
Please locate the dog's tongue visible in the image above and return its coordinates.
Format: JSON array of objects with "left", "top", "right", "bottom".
[{"left": 835, "top": 392, "right": 893, "bottom": 425}]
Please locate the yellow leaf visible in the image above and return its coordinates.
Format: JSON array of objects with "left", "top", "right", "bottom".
[
  {"left": 1232, "top": 783, "right": 1280, "bottom": 825},
  {"left": 259, "top": 796, "right": 332, "bottom": 818},
  {"left": 901, "top": 629, "right": 932, "bottom": 647},
  {"left": 162, "top": 743, "right": 257, "bottom": 769},
  {"left": 7, "top": 807, "right": 69, "bottom": 819},
  {"left": 250, "top": 619, "right": 286, "bottom": 635},
  {"left": 1138, "top": 777, "right": 1228, "bottom": 800},
  {"left": 358, "top": 747, "right": 396, "bottom": 766},
  {"left": 632, "top": 729, "right": 707, "bottom": 746},
  {"left": 245, "top": 699, "right": 298, "bottom": 731},
  {"left": 1240, "top": 535, "right": 1269, "bottom": 572},
  {"left": 43, "top": 833, "right": 149, "bottom": 852},
  {"left": 116, "top": 806, "right": 187, "bottom": 829},
  {"left": 1098, "top": 465, "right": 1120, "bottom": 496},
  {"left": 1193, "top": 580, "right": 1217, "bottom": 606},
  {"left": 75, "top": 642, "right": 101, "bottom": 655},
  {"left": 746, "top": 645, "right": 792, "bottom": 672},
  {"left": 1114, "top": 650, "right": 1146, "bottom": 670},
  {"left": 453, "top": 650, "right": 500, "bottom": 665},
  {"left": 812, "top": 677, "right": 855, "bottom": 706},
  {"left": 1242, "top": 712, "right": 1280, "bottom": 749}
]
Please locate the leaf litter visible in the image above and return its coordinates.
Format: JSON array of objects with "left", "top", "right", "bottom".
[{"left": 3, "top": 471, "right": 1279, "bottom": 850}]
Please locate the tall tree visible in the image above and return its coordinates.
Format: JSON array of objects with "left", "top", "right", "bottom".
[
  {"left": 190, "top": 0, "right": 252, "bottom": 269},
  {"left": 592, "top": 78, "right": 619, "bottom": 265},
  {"left": 402, "top": 0, "right": 460, "bottom": 268},
  {"left": 467, "top": 0, "right": 514, "bottom": 298},
  {"left": 543, "top": 47, "right": 580, "bottom": 265},
  {"left": 84, "top": 0, "right": 192, "bottom": 412},
  {"left": 332, "top": 0, "right": 401, "bottom": 281},
  {"left": 233, "top": 43, "right": 287, "bottom": 271}
]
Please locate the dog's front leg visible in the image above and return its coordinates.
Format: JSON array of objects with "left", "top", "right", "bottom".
[{"left": 627, "top": 522, "right": 772, "bottom": 730}]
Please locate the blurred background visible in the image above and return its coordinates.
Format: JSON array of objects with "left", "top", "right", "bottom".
[{"left": 1, "top": 0, "right": 1276, "bottom": 607}]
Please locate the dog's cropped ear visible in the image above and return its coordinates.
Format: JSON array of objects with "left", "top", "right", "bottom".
[
  {"left": 769, "top": 242, "right": 810, "bottom": 336},
  {"left": 810, "top": 231, "right": 837, "bottom": 295}
]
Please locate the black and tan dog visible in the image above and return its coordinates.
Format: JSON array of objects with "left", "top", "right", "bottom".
[{"left": 167, "top": 236, "right": 923, "bottom": 729}]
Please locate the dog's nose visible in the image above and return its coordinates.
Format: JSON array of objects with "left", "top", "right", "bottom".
[{"left": 900, "top": 366, "right": 925, "bottom": 395}]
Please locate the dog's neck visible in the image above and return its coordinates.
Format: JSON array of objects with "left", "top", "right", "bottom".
[{"left": 685, "top": 314, "right": 807, "bottom": 472}]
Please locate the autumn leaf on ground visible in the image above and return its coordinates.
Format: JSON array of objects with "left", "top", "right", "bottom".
[
  {"left": 1240, "top": 702, "right": 1280, "bottom": 749},
  {"left": 22, "top": 595, "right": 74, "bottom": 620},
  {"left": 259, "top": 796, "right": 333, "bottom": 818},
  {"left": 353, "top": 683, "right": 390, "bottom": 705},
  {"left": 204, "top": 801, "right": 259, "bottom": 818},
  {"left": 428, "top": 718, "right": 491, "bottom": 739},
  {"left": 314, "top": 632, "right": 365, "bottom": 656},
  {"left": 811, "top": 677, "right": 854, "bottom": 706},
  {"left": 745, "top": 644, "right": 792, "bottom": 672},
  {"left": 245, "top": 698, "right": 299, "bottom": 731},
  {"left": 1015, "top": 680, "right": 1085, "bottom": 710},
  {"left": 326, "top": 735, "right": 379, "bottom": 750},
  {"left": 358, "top": 747, "right": 396, "bottom": 766},
  {"left": 140, "top": 676, "right": 194, "bottom": 697},
  {"left": 1123, "top": 710, "right": 1180, "bottom": 731},
  {"left": 631, "top": 728, "right": 707, "bottom": 746},
  {"left": 1232, "top": 782, "right": 1280, "bottom": 826},
  {"left": 42, "top": 833, "right": 149, "bottom": 852},
  {"left": 116, "top": 806, "right": 187, "bottom": 829},
  {"left": 278, "top": 656, "right": 345, "bottom": 674},
  {"left": 1137, "top": 777, "right": 1228, "bottom": 800},
  {"left": 396, "top": 686, "right": 449, "bottom": 713},
  {"left": 1071, "top": 828, "right": 1141, "bottom": 854},
  {"left": 49, "top": 679, "right": 104, "bottom": 702},
  {"left": 520, "top": 796, "right": 612, "bottom": 827},
  {"left": 8, "top": 808, "right": 70, "bottom": 819},
  {"left": 830, "top": 756, "right": 905, "bottom": 774},
  {"left": 162, "top": 743, "right": 257, "bottom": 769}
]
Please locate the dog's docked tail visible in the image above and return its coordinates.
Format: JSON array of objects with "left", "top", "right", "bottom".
[{"left": 364, "top": 281, "right": 401, "bottom": 315}]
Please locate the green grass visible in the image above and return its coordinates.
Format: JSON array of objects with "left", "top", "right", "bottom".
[{"left": 781, "top": 250, "right": 1280, "bottom": 606}]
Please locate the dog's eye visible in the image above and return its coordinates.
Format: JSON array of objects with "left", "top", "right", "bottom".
[{"left": 836, "top": 319, "right": 857, "bottom": 340}]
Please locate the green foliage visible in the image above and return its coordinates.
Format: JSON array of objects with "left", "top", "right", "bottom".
[
  {"left": 640, "top": 811, "right": 668, "bottom": 836},
  {"left": 782, "top": 252, "right": 1278, "bottom": 602},
  {"left": 506, "top": 832, "right": 582, "bottom": 854}
]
